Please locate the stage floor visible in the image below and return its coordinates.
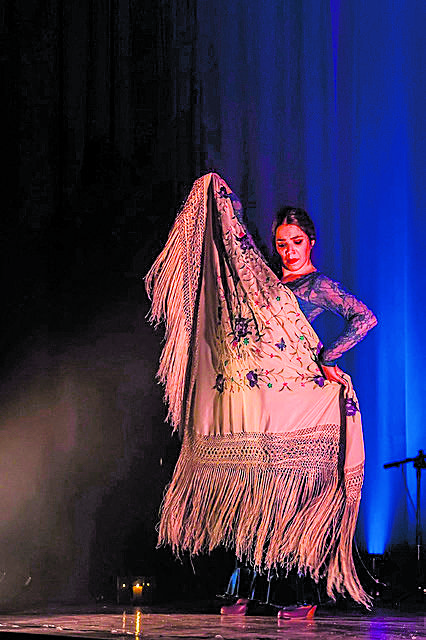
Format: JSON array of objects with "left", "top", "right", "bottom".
[{"left": 0, "top": 607, "right": 424, "bottom": 639}]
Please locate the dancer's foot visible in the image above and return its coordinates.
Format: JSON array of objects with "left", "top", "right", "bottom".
[
  {"left": 277, "top": 604, "right": 317, "bottom": 620},
  {"left": 220, "top": 598, "right": 249, "bottom": 615}
]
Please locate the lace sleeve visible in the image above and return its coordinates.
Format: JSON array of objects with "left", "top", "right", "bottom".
[{"left": 307, "top": 275, "right": 378, "bottom": 365}]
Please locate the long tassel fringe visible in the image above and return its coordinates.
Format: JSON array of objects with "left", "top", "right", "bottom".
[
  {"left": 145, "top": 216, "right": 190, "bottom": 431},
  {"left": 158, "top": 440, "right": 372, "bottom": 608}
]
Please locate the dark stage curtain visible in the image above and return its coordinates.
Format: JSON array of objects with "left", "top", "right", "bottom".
[{"left": 0, "top": 0, "right": 174, "bottom": 602}]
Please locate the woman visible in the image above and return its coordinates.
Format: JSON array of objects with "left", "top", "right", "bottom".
[
  {"left": 274, "top": 206, "right": 377, "bottom": 384},
  {"left": 146, "top": 174, "right": 376, "bottom": 613},
  {"left": 219, "top": 205, "right": 377, "bottom": 615}
]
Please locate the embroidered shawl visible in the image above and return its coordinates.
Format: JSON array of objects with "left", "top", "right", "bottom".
[{"left": 146, "top": 173, "right": 370, "bottom": 607}]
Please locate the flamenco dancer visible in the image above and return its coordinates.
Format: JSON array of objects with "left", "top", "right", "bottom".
[{"left": 146, "top": 173, "right": 377, "bottom": 619}]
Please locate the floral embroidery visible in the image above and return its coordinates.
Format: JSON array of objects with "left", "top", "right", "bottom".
[
  {"left": 218, "top": 187, "right": 244, "bottom": 220},
  {"left": 313, "top": 375, "right": 325, "bottom": 387},
  {"left": 233, "top": 315, "right": 252, "bottom": 340},
  {"left": 236, "top": 234, "right": 253, "bottom": 252},
  {"left": 213, "top": 374, "right": 225, "bottom": 393},
  {"left": 345, "top": 398, "right": 358, "bottom": 416},
  {"left": 212, "top": 185, "right": 324, "bottom": 395},
  {"left": 218, "top": 187, "right": 240, "bottom": 206},
  {"left": 246, "top": 371, "right": 259, "bottom": 388},
  {"left": 275, "top": 337, "right": 286, "bottom": 351}
]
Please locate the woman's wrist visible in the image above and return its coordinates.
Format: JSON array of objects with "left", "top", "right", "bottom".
[{"left": 319, "top": 354, "right": 337, "bottom": 367}]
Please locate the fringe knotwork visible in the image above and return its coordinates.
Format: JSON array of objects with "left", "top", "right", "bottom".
[{"left": 158, "top": 434, "right": 371, "bottom": 608}]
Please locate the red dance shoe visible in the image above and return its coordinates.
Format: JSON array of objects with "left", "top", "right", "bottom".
[
  {"left": 277, "top": 604, "right": 317, "bottom": 620},
  {"left": 220, "top": 598, "right": 249, "bottom": 615}
]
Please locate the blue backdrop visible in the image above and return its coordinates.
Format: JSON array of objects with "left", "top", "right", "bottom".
[{"left": 187, "top": 0, "right": 425, "bottom": 551}]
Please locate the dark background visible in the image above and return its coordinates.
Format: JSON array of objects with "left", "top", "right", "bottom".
[{"left": 0, "top": 0, "right": 203, "bottom": 604}]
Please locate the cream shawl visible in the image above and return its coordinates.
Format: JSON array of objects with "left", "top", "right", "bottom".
[{"left": 146, "top": 173, "right": 370, "bottom": 607}]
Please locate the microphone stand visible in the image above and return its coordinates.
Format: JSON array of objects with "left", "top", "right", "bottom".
[{"left": 384, "top": 449, "right": 425, "bottom": 601}]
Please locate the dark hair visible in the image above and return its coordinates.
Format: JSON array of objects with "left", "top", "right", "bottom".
[
  {"left": 270, "top": 206, "right": 316, "bottom": 275},
  {"left": 272, "top": 206, "right": 316, "bottom": 244}
]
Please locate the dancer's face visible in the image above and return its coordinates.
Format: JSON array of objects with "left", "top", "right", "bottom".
[{"left": 275, "top": 224, "right": 314, "bottom": 273}]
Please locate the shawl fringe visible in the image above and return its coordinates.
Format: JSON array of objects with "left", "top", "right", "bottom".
[
  {"left": 158, "top": 440, "right": 371, "bottom": 608},
  {"left": 145, "top": 220, "right": 187, "bottom": 430},
  {"left": 145, "top": 176, "right": 208, "bottom": 431}
]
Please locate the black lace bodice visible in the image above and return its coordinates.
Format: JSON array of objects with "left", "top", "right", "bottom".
[{"left": 284, "top": 272, "right": 377, "bottom": 365}]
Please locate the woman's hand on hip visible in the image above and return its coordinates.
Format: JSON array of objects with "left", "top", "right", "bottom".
[{"left": 322, "top": 365, "right": 349, "bottom": 389}]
